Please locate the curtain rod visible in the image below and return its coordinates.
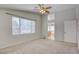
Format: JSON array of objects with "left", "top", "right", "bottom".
[
  {"left": 6, "top": 13, "right": 22, "bottom": 17},
  {"left": 6, "top": 12, "right": 30, "bottom": 19},
  {"left": 6, "top": 12, "right": 36, "bottom": 21}
]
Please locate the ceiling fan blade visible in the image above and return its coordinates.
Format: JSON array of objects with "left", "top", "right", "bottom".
[
  {"left": 45, "top": 10, "right": 50, "bottom": 13},
  {"left": 38, "top": 4, "right": 45, "bottom": 8},
  {"left": 46, "top": 7, "right": 52, "bottom": 9},
  {"left": 38, "top": 4, "right": 42, "bottom": 8}
]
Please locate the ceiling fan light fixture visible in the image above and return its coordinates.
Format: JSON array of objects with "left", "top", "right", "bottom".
[
  {"left": 40, "top": 9, "right": 47, "bottom": 14},
  {"left": 35, "top": 4, "right": 52, "bottom": 14}
]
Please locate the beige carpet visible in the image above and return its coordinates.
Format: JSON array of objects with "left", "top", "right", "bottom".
[{"left": 0, "top": 39, "right": 79, "bottom": 54}]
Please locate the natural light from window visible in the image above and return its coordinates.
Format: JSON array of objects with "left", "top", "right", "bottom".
[{"left": 12, "top": 16, "right": 36, "bottom": 35}]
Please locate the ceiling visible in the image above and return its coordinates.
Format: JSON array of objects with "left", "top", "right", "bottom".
[{"left": 0, "top": 4, "right": 77, "bottom": 14}]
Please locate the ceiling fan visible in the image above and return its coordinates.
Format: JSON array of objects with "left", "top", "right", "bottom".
[{"left": 34, "top": 4, "right": 52, "bottom": 14}]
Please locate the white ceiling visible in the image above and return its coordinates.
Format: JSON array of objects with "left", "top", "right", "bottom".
[{"left": 0, "top": 4, "right": 77, "bottom": 14}]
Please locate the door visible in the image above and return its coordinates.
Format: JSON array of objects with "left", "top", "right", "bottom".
[
  {"left": 48, "top": 22, "right": 55, "bottom": 40},
  {"left": 64, "top": 20, "right": 76, "bottom": 43}
]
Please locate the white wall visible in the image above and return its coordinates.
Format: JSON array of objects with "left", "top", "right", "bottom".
[
  {"left": 55, "top": 8, "right": 76, "bottom": 42},
  {"left": 0, "top": 7, "right": 77, "bottom": 49},
  {"left": 41, "top": 8, "right": 76, "bottom": 42},
  {"left": 76, "top": 6, "right": 79, "bottom": 49},
  {"left": 41, "top": 15, "right": 48, "bottom": 38},
  {"left": 0, "top": 9, "right": 42, "bottom": 49}
]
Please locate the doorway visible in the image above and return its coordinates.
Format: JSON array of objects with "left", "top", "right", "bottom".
[{"left": 48, "top": 22, "right": 55, "bottom": 40}]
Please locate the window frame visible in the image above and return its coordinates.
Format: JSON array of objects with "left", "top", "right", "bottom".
[{"left": 12, "top": 16, "right": 36, "bottom": 35}]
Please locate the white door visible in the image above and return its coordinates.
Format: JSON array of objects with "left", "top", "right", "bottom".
[{"left": 64, "top": 20, "right": 76, "bottom": 43}]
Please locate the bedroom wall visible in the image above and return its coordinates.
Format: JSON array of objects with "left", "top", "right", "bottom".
[
  {"left": 55, "top": 8, "right": 76, "bottom": 42},
  {"left": 41, "top": 8, "right": 76, "bottom": 42},
  {"left": 76, "top": 6, "right": 79, "bottom": 49},
  {"left": 0, "top": 9, "right": 42, "bottom": 49},
  {"left": 41, "top": 14, "right": 48, "bottom": 38},
  {"left": 42, "top": 13, "right": 55, "bottom": 39}
]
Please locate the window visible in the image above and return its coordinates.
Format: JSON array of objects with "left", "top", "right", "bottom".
[
  {"left": 12, "top": 16, "right": 20, "bottom": 35},
  {"left": 12, "top": 16, "right": 36, "bottom": 35}
]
